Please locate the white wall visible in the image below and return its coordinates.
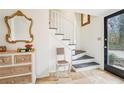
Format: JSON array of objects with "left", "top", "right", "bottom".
[
  {"left": 0, "top": 9, "right": 49, "bottom": 78},
  {"left": 75, "top": 13, "right": 82, "bottom": 49},
  {"left": 80, "top": 16, "right": 104, "bottom": 67},
  {"left": 80, "top": 9, "right": 120, "bottom": 68},
  {"left": 0, "top": 9, "right": 120, "bottom": 78}
]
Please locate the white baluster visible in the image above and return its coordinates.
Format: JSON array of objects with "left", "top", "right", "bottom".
[
  {"left": 53, "top": 11, "right": 55, "bottom": 28},
  {"left": 55, "top": 11, "right": 57, "bottom": 28},
  {"left": 50, "top": 10, "right": 53, "bottom": 28},
  {"left": 52, "top": 11, "right": 55, "bottom": 28},
  {"left": 59, "top": 13, "right": 61, "bottom": 34},
  {"left": 58, "top": 13, "right": 61, "bottom": 33},
  {"left": 49, "top": 10, "right": 51, "bottom": 28},
  {"left": 49, "top": 10, "right": 77, "bottom": 45},
  {"left": 56, "top": 12, "right": 58, "bottom": 33}
]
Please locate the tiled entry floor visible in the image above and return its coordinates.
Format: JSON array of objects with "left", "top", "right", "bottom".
[{"left": 36, "top": 69, "right": 124, "bottom": 84}]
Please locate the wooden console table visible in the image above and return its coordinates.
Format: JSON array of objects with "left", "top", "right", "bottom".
[{"left": 0, "top": 50, "right": 36, "bottom": 84}]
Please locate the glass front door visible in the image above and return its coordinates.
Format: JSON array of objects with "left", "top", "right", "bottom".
[{"left": 104, "top": 10, "right": 124, "bottom": 78}]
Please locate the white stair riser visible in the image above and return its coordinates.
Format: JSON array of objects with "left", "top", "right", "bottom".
[
  {"left": 49, "top": 29, "right": 56, "bottom": 35},
  {"left": 72, "top": 65, "right": 100, "bottom": 72},
  {"left": 72, "top": 51, "right": 75, "bottom": 55},
  {"left": 55, "top": 35, "right": 63, "bottom": 40},
  {"left": 69, "top": 45, "right": 76, "bottom": 50},
  {"left": 72, "top": 53, "right": 86, "bottom": 60},
  {"left": 72, "top": 59, "right": 95, "bottom": 65},
  {"left": 62, "top": 41, "right": 70, "bottom": 45}
]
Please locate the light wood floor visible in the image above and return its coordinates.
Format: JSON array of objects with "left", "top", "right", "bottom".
[{"left": 36, "top": 69, "right": 124, "bottom": 84}]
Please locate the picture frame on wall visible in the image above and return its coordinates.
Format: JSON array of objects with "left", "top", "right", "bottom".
[{"left": 81, "top": 14, "right": 90, "bottom": 26}]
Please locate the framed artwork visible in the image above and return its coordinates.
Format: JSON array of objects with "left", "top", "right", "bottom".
[{"left": 81, "top": 14, "right": 90, "bottom": 26}]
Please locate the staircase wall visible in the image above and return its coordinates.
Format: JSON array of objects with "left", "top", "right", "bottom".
[
  {"left": 79, "top": 10, "right": 120, "bottom": 69},
  {"left": 80, "top": 16, "right": 104, "bottom": 68},
  {"left": 75, "top": 13, "right": 82, "bottom": 50},
  {"left": 60, "top": 10, "right": 82, "bottom": 49},
  {"left": 50, "top": 10, "right": 82, "bottom": 49},
  {"left": 49, "top": 10, "right": 82, "bottom": 72},
  {"left": 81, "top": 16, "right": 104, "bottom": 67}
]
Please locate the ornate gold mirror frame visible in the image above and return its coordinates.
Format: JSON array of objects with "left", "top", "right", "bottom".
[{"left": 4, "top": 10, "right": 34, "bottom": 43}]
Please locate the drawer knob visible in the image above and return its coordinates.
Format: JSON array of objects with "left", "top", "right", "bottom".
[
  {"left": 22, "top": 58, "right": 25, "bottom": 61},
  {"left": 3, "top": 59, "right": 5, "bottom": 63},
  {"left": 11, "top": 80, "right": 15, "bottom": 84},
  {"left": 0, "top": 59, "right": 5, "bottom": 63},
  {"left": 0, "top": 59, "right": 3, "bottom": 63}
]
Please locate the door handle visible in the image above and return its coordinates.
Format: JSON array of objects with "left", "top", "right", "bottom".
[
  {"left": 104, "top": 46, "right": 107, "bottom": 48},
  {"left": 104, "top": 38, "right": 107, "bottom": 41}
]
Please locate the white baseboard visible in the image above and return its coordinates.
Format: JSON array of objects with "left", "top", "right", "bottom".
[
  {"left": 98, "top": 64, "right": 104, "bottom": 70},
  {"left": 36, "top": 73, "right": 49, "bottom": 79}
]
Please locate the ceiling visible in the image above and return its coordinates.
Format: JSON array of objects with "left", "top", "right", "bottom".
[{"left": 61, "top": 9, "right": 119, "bottom": 16}]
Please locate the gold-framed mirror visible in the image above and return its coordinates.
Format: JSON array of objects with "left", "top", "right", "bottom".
[{"left": 4, "top": 10, "right": 34, "bottom": 43}]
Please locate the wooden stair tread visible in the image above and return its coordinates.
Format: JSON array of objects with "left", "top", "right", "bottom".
[
  {"left": 55, "top": 33, "right": 64, "bottom": 35},
  {"left": 49, "top": 27, "right": 57, "bottom": 30},
  {"left": 57, "top": 60, "right": 69, "bottom": 64},
  {"left": 73, "top": 50, "right": 86, "bottom": 56},
  {"left": 62, "top": 39, "right": 70, "bottom": 40},
  {"left": 68, "top": 44, "right": 76, "bottom": 45}
]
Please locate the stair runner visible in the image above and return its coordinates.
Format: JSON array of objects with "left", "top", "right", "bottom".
[
  {"left": 72, "top": 62, "right": 99, "bottom": 69},
  {"left": 72, "top": 55, "right": 94, "bottom": 61},
  {"left": 72, "top": 50, "right": 100, "bottom": 72}
]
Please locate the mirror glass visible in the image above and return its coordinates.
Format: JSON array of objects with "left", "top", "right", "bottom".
[{"left": 8, "top": 16, "right": 31, "bottom": 41}]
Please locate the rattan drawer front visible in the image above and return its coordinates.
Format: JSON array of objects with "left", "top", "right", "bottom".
[
  {"left": 12, "top": 65, "right": 32, "bottom": 75},
  {"left": 0, "top": 77, "right": 15, "bottom": 84},
  {"left": 14, "top": 75, "right": 32, "bottom": 84},
  {"left": 0, "top": 65, "right": 32, "bottom": 77},
  {"left": 0, "top": 56, "right": 12, "bottom": 65},
  {"left": 0, "top": 75, "right": 32, "bottom": 84},
  {"left": 0, "top": 67, "right": 13, "bottom": 77},
  {"left": 15, "top": 54, "right": 32, "bottom": 64}
]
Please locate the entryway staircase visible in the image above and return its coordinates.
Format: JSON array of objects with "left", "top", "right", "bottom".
[
  {"left": 49, "top": 10, "right": 100, "bottom": 72},
  {"left": 72, "top": 50, "right": 100, "bottom": 72}
]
